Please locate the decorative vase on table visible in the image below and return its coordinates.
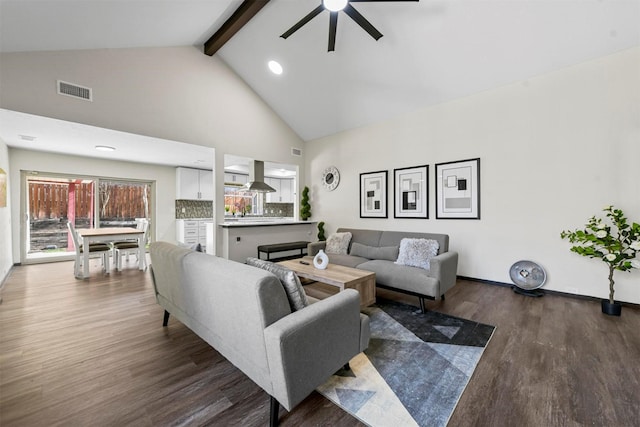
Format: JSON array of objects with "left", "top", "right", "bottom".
[{"left": 313, "top": 249, "right": 329, "bottom": 270}]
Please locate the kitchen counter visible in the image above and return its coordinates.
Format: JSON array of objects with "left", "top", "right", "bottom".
[
  {"left": 219, "top": 220, "right": 317, "bottom": 262},
  {"left": 220, "top": 219, "right": 315, "bottom": 228}
]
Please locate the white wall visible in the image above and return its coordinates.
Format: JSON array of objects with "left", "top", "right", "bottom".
[
  {"left": 8, "top": 148, "right": 176, "bottom": 263},
  {"left": 0, "top": 46, "right": 303, "bottom": 161},
  {"left": 0, "top": 138, "right": 13, "bottom": 285},
  {"left": 0, "top": 46, "right": 305, "bottom": 256},
  {"left": 305, "top": 47, "right": 640, "bottom": 304}
]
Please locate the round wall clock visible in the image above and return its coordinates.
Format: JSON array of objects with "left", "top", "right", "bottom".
[{"left": 322, "top": 166, "right": 340, "bottom": 191}]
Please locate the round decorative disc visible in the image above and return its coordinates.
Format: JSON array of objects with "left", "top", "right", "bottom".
[{"left": 322, "top": 166, "right": 340, "bottom": 191}]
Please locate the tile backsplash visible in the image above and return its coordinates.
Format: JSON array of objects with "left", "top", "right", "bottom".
[
  {"left": 264, "top": 203, "right": 294, "bottom": 217},
  {"left": 176, "top": 200, "right": 292, "bottom": 219},
  {"left": 176, "top": 200, "right": 213, "bottom": 219}
]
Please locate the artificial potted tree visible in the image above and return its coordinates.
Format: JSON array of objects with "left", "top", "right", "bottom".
[
  {"left": 300, "top": 186, "right": 311, "bottom": 220},
  {"left": 561, "top": 205, "right": 640, "bottom": 316},
  {"left": 317, "top": 221, "right": 326, "bottom": 241}
]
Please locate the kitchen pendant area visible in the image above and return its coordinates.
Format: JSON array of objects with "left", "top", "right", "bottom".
[
  {"left": 223, "top": 154, "right": 297, "bottom": 221},
  {"left": 220, "top": 154, "right": 315, "bottom": 263},
  {"left": 175, "top": 153, "right": 314, "bottom": 261}
]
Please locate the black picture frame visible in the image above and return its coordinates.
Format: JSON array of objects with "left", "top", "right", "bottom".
[
  {"left": 393, "top": 165, "right": 429, "bottom": 219},
  {"left": 360, "top": 170, "right": 388, "bottom": 218},
  {"left": 435, "top": 158, "right": 480, "bottom": 219}
]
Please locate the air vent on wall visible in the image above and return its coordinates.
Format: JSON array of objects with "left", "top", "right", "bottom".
[
  {"left": 291, "top": 147, "right": 302, "bottom": 157},
  {"left": 57, "top": 80, "right": 93, "bottom": 101}
]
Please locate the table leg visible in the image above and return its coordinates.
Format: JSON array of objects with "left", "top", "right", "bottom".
[
  {"left": 83, "top": 239, "right": 90, "bottom": 279},
  {"left": 137, "top": 235, "right": 145, "bottom": 270}
]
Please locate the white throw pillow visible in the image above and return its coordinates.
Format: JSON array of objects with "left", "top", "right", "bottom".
[
  {"left": 395, "top": 238, "right": 440, "bottom": 270},
  {"left": 325, "top": 232, "right": 352, "bottom": 255}
]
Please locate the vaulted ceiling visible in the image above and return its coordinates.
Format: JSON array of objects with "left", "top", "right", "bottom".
[{"left": 1, "top": 0, "right": 639, "bottom": 145}]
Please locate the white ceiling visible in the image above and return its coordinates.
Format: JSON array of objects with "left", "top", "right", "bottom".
[
  {"left": 0, "top": 108, "right": 215, "bottom": 169},
  {"left": 1, "top": 0, "right": 639, "bottom": 159},
  {"left": 219, "top": 0, "right": 640, "bottom": 140},
  {"left": 0, "top": 108, "right": 295, "bottom": 174}
]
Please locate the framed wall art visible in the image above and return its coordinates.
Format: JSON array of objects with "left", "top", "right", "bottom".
[
  {"left": 435, "top": 158, "right": 480, "bottom": 219},
  {"left": 360, "top": 170, "right": 388, "bottom": 218},
  {"left": 394, "top": 165, "right": 428, "bottom": 218},
  {"left": 0, "top": 168, "right": 6, "bottom": 208}
]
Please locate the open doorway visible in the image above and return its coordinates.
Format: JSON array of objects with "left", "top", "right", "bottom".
[{"left": 24, "top": 172, "right": 153, "bottom": 262}]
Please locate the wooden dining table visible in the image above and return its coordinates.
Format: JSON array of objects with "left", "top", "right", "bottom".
[{"left": 76, "top": 227, "right": 145, "bottom": 279}]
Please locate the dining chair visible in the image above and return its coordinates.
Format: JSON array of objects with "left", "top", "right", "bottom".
[
  {"left": 67, "top": 222, "right": 112, "bottom": 279},
  {"left": 113, "top": 219, "right": 149, "bottom": 272}
]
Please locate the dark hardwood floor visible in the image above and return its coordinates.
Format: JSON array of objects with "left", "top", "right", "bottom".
[{"left": 1, "top": 260, "right": 639, "bottom": 426}]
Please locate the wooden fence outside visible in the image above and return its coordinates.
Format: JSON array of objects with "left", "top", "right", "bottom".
[{"left": 29, "top": 182, "right": 149, "bottom": 220}]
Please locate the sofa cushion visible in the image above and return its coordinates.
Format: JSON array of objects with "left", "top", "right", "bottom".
[
  {"left": 327, "top": 253, "right": 370, "bottom": 268},
  {"left": 350, "top": 242, "right": 399, "bottom": 261},
  {"left": 246, "top": 257, "right": 309, "bottom": 311},
  {"left": 379, "top": 231, "right": 448, "bottom": 254},
  {"left": 358, "top": 260, "right": 440, "bottom": 296},
  {"left": 325, "top": 232, "right": 352, "bottom": 255},
  {"left": 395, "top": 238, "right": 440, "bottom": 270}
]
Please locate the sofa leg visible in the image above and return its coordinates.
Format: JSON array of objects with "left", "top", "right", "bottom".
[
  {"left": 163, "top": 310, "right": 170, "bottom": 326},
  {"left": 270, "top": 396, "right": 280, "bottom": 427},
  {"left": 419, "top": 297, "right": 426, "bottom": 314}
]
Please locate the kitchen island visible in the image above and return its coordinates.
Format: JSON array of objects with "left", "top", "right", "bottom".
[{"left": 219, "top": 219, "right": 317, "bottom": 262}]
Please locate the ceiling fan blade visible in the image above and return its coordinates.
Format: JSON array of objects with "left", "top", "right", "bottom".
[
  {"left": 280, "top": 4, "right": 325, "bottom": 39},
  {"left": 343, "top": 3, "right": 382, "bottom": 40},
  {"left": 328, "top": 11, "right": 338, "bottom": 51}
]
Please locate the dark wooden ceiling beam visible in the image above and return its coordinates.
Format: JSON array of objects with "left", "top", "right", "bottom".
[{"left": 204, "top": 0, "right": 270, "bottom": 56}]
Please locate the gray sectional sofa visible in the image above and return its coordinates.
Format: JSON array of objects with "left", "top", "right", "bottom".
[
  {"left": 308, "top": 228, "right": 459, "bottom": 312},
  {"left": 149, "top": 241, "right": 370, "bottom": 426}
]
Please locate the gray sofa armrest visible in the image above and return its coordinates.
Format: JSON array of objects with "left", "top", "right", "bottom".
[
  {"left": 307, "top": 241, "right": 326, "bottom": 256},
  {"left": 428, "top": 251, "right": 459, "bottom": 297},
  {"left": 264, "top": 289, "right": 368, "bottom": 411}
]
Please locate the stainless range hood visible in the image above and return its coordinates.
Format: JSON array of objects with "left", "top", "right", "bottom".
[{"left": 243, "top": 160, "right": 276, "bottom": 193}]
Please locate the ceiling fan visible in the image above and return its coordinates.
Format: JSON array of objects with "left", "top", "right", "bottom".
[{"left": 281, "top": 0, "right": 419, "bottom": 52}]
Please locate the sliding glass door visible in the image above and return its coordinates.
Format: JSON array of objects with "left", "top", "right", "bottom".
[
  {"left": 24, "top": 172, "right": 153, "bottom": 262},
  {"left": 98, "top": 179, "right": 151, "bottom": 228}
]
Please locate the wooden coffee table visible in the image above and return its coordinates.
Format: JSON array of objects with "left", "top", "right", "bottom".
[{"left": 278, "top": 258, "right": 376, "bottom": 308}]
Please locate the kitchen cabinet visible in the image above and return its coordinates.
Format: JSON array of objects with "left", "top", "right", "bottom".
[
  {"left": 176, "top": 219, "right": 213, "bottom": 252},
  {"left": 265, "top": 177, "right": 294, "bottom": 203},
  {"left": 280, "top": 179, "right": 293, "bottom": 202},
  {"left": 265, "top": 177, "right": 280, "bottom": 203},
  {"left": 224, "top": 173, "right": 248, "bottom": 185},
  {"left": 176, "top": 167, "right": 213, "bottom": 200}
]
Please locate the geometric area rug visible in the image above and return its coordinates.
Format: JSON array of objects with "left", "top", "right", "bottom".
[{"left": 317, "top": 299, "right": 496, "bottom": 427}]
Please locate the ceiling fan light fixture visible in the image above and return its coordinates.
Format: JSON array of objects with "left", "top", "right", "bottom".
[
  {"left": 323, "top": 0, "right": 348, "bottom": 12},
  {"left": 95, "top": 145, "right": 116, "bottom": 152},
  {"left": 268, "top": 60, "right": 283, "bottom": 75}
]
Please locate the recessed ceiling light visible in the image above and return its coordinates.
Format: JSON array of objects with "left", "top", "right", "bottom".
[
  {"left": 95, "top": 145, "right": 116, "bottom": 152},
  {"left": 323, "top": 0, "right": 348, "bottom": 12},
  {"left": 19, "top": 134, "right": 37, "bottom": 142},
  {"left": 268, "top": 60, "right": 283, "bottom": 75}
]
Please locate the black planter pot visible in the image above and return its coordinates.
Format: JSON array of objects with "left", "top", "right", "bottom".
[{"left": 601, "top": 299, "right": 622, "bottom": 316}]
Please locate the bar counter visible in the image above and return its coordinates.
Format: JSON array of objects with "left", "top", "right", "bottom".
[{"left": 219, "top": 219, "right": 317, "bottom": 262}]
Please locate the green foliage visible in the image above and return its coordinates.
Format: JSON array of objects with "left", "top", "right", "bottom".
[
  {"left": 561, "top": 205, "right": 640, "bottom": 302},
  {"left": 300, "top": 186, "right": 311, "bottom": 220},
  {"left": 317, "top": 221, "right": 326, "bottom": 241}
]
